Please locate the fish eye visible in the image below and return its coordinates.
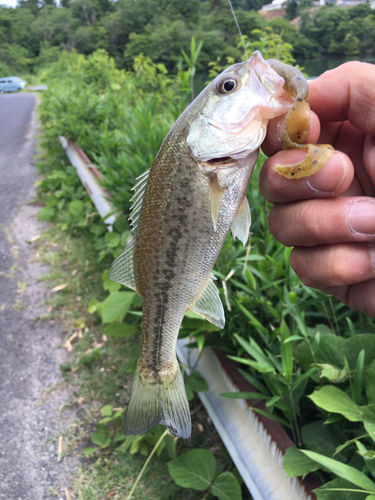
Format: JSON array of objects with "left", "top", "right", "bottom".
[{"left": 216, "top": 77, "right": 238, "bottom": 94}]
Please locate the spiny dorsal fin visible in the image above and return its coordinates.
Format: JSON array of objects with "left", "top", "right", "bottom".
[
  {"left": 191, "top": 275, "right": 225, "bottom": 329},
  {"left": 109, "top": 169, "right": 150, "bottom": 290},
  {"left": 129, "top": 168, "right": 150, "bottom": 233},
  {"left": 231, "top": 196, "right": 251, "bottom": 246},
  {"left": 109, "top": 239, "right": 137, "bottom": 291}
]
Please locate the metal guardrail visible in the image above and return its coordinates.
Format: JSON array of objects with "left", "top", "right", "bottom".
[{"left": 59, "top": 136, "right": 116, "bottom": 230}]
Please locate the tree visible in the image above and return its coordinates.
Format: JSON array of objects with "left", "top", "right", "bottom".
[
  {"left": 18, "top": 0, "right": 39, "bottom": 16},
  {"left": 286, "top": 0, "right": 298, "bottom": 21}
]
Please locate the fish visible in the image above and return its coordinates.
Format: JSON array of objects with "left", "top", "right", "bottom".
[{"left": 109, "top": 50, "right": 334, "bottom": 440}]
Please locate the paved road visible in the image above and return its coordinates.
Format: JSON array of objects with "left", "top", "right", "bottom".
[{"left": 0, "top": 93, "right": 76, "bottom": 500}]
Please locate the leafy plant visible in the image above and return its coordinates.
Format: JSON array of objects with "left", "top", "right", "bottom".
[{"left": 168, "top": 449, "right": 242, "bottom": 500}]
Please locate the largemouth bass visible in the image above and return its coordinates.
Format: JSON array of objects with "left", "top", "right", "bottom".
[{"left": 110, "top": 51, "right": 333, "bottom": 440}]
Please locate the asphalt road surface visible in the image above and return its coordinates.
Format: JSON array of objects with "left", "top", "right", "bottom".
[{"left": 0, "top": 93, "right": 77, "bottom": 500}]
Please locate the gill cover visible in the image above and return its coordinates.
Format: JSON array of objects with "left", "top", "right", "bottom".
[{"left": 187, "top": 51, "right": 293, "bottom": 162}]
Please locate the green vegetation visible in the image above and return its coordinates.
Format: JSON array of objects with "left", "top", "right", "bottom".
[
  {"left": 2, "top": 0, "right": 375, "bottom": 79},
  {"left": 34, "top": 44, "right": 375, "bottom": 500}
]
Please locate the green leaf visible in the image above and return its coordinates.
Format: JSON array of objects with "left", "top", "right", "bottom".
[
  {"left": 302, "top": 420, "right": 344, "bottom": 459},
  {"left": 308, "top": 386, "right": 363, "bottom": 422},
  {"left": 355, "top": 440, "right": 375, "bottom": 478},
  {"left": 91, "top": 432, "right": 107, "bottom": 446},
  {"left": 69, "top": 200, "right": 83, "bottom": 216},
  {"left": 113, "top": 215, "right": 129, "bottom": 233},
  {"left": 220, "top": 392, "right": 267, "bottom": 400},
  {"left": 167, "top": 449, "right": 216, "bottom": 490},
  {"left": 116, "top": 435, "right": 139, "bottom": 453},
  {"left": 185, "top": 371, "right": 208, "bottom": 394},
  {"left": 129, "top": 435, "right": 146, "bottom": 455},
  {"left": 120, "top": 230, "right": 131, "bottom": 247},
  {"left": 283, "top": 335, "right": 304, "bottom": 343},
  {"left": 316, "top": 478, "right": 368, "bottom": 500},
  {"left": 300, "top": 449, "right": 375, "bottom": 492},
  {"left": 104, "top": 231, "right": 120, "bottom": 248},
  {"left": 365, "top": 360, "right": 375, "bottom": 404},
  {"left": 101, "top": 405, "right": 113, "bottom": 416},
  {"left": 361, "top": 406, "right": 375, "bottom": 444},
  {"left": 103, "top": 322, "right": 138, "bottom": 337},
  {"left": 296, "top": 334, "right": 345, "bottom": 370},
  {"left": 235, "top": 304, "right": 268, "bottom": 335},
  {"left": 353, "top": 349, "right": 365, "bottom": 404},
  {"left": 100, "top": 292, "right": 135, "bottom": 323},
  {"left": 211, "top": 472, "right": 242, "bottom": 500},
  {"left": 37, "top": 206, "right": 55, "bottom": 221},
  {"left": 251, "top": 407, "right": 290, "bottom": 427},
  {"left": 227, "top": 356, "right": 275, "bottom": 373},
  {"left": 280, "top": 321, "right": 293, "bottom": 384},
  {"left": 283, "top": 447, "right": 321, "bottom": 478},
  {"left": 84, "top": 447, "right": 97, "bottom": 456},
  {"left": 315, "top": 363, "right": 344, "bottom": 382},
  {"left": 88, "top": 298, "right": 100, "bottom": 314},
  {"left": 102, "top": 269, "right": 121, "bottom": 293}
]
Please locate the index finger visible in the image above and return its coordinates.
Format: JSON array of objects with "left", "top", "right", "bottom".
[{"left": 309, "top": 61, "right": 375, "bottom": 135}]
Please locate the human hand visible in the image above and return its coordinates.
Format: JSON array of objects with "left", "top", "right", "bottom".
[{"left": 260, "top": 62, "right": 375, "bottom": 317}]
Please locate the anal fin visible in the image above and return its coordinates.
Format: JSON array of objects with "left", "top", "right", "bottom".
[
  {"left": 109, "top": 240, "right": 137, "bottom": 292},
  {"left": 231, "top": 196, "right": 251, "bottom": 246},
  {"left": 191, "top": 275, "right": 225, "bottom": 329}
]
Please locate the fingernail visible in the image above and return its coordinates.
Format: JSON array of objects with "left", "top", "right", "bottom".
[
  {"left": 306, "top": 153, "right": 347, "bottom": 193},
  {"left": 348, "top": 201, "right": 375, "bottom": 235}
]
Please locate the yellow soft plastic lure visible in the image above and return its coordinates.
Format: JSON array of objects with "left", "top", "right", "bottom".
[{"left": 267, "top": 58, "right": 334, "bottom": 178}]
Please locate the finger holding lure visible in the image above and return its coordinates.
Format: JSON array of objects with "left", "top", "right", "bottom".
[{"left": 109, "top": 51, "right": 334, "bottom": 440}]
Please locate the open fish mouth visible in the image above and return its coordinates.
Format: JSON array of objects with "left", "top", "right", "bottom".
[{"left": 205, "top": 156, "right": 234, "bottom": 166}]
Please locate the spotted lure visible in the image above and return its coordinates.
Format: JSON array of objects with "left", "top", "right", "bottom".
[{"left": 110, "top": 51, "right": 333, "bottom": 439}]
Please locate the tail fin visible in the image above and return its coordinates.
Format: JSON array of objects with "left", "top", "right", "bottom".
[{"left": 124, "top": 363, "right": 191, "bottom": 440}]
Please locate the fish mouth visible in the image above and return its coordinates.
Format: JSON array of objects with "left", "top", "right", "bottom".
[
  {"left": 205, "top": 157, "right": 234, "bottom": 167},
  {"left": 197, "top": 156, "right": 237, "bottom": 174}
]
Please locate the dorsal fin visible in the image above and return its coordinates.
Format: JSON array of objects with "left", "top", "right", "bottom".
[
  {"left": 129, "top": 168, "right": 150, "bottom": 233},
  {"left": 190, "top": 274, "right": 225, "bottom": 329},
  {"left": 110, "top": 169, "right": 150, "bottom": 291}
]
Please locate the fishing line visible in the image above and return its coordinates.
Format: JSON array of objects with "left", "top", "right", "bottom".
[{"left": 227, "top": 0, "right": 249, "bottom": 59}]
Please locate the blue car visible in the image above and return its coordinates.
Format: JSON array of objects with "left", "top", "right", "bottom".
[{"left": 0, "top": 77, "right": 27, "bottom": 93}]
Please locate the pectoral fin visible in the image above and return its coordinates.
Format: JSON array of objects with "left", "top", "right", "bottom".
[
  {"left": 211, "top": 177, "right": 226, "bottom": 230},
  {"left": 191, "top": 275, "right": 225, "bottom": 329},
  {"left": 231, "top": 196, "right": 251, "bottom": 246},
  {"left": 109, "top": 239, "right": 137, "bottom": 292}
]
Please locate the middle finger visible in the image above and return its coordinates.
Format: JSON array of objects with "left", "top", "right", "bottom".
[{"left": 269, "top": 197, "right": 375, "bottom": 247}]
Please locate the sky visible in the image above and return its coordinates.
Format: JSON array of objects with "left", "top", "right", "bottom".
[{"left": 0, "top": 0, "right": 18, "bottom": 6}]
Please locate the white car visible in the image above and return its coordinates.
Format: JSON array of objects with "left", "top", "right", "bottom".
[{"left": 0, "top": 77, "right": 27, "bottom": 93}]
